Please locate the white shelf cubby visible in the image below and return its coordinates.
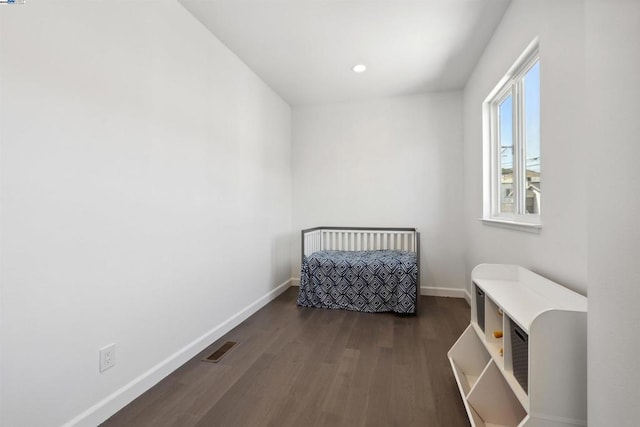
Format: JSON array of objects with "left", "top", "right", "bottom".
[{"left": 449, "top": 264, "right": 587, "bottom": 427}]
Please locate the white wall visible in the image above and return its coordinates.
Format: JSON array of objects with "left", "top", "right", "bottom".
[
  {"left": 0, "top": 2, "right": 291, "bottom": 426},
  {"left": 466, "top": 0, "right": 640, "bottom": 423},
  {"left": 585, "top": 1, "right": 640, "bottom": 425},
  {"left": 463, "top": 0, "right": 588, "bottom": 295},
  {"left": 292, "top": 93, "right": 466, "bottom": 294}
]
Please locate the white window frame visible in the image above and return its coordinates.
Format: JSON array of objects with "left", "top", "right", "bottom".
[{"left": 482, "top": 39, "right": 541, "bottom": 232}]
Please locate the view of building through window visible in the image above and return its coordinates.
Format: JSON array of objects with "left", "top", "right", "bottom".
[
  {"left": 496, "top": 59, "right": 540, "bottom": 216},
  {"left": 499, "top": 95, "right": 514, "bottom": 213}
]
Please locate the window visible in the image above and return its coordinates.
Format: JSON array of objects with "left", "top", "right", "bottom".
[{"left": 483, "top": 40, "right": 540, "bottom": 230}]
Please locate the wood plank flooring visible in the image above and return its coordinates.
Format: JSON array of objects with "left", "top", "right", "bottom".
[{"left": 102, "top": 287, "right": 471, "bottom": 427}]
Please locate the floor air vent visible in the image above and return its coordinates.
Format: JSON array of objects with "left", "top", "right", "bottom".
[{"left": 203, "top": 341, "right": 237, "bottom": 363}]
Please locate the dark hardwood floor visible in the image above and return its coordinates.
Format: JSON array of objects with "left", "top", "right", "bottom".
[{"left": 102, "top": 287, "right": 471, "bottom": 427}]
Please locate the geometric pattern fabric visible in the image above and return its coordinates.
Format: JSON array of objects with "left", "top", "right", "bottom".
[{"left": 297, "top": 250, "right": 417, "bottom": 314}]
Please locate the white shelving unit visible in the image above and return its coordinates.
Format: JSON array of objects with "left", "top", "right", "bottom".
[{"left": 448, "top": 264, "right": 587, "bottom": 427}]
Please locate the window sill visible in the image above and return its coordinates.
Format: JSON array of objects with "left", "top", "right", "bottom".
[{"left": 480, "top": 218, "right": 541, "bottom": 234}]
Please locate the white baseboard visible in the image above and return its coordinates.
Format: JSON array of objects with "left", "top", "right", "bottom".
[
  {"left": 420, "top": 286, "right": 469, "bottom": 300},
  {"left": 462, "top": 289, "right": 471, "bottom": 305},
  {"left": 293, "top": 277, "right": 468, "bottom": 301},
  {"left": 62, "top": 279, "right": 293, "bottom": 427}
]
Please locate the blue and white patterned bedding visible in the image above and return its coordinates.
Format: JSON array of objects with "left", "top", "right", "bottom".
[{"left": 297, "top": 250, "right": 418, "bottom": 314}]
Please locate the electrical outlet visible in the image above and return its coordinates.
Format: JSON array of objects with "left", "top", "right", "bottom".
[{"left": 99, "top": 344, "right": 116, "bottom": 372}]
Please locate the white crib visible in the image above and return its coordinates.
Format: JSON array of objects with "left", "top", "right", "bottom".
[{"left": 300, "top": 226, "right": 421, "bottom": 313}]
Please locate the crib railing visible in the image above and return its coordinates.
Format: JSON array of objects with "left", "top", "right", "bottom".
[{"left": 302, "top": 226, "right": 419, "bottom": 258}]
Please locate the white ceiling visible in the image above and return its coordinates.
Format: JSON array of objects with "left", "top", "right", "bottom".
[{"left": 179, "top": 0, "right": 511, "bottom": 106}]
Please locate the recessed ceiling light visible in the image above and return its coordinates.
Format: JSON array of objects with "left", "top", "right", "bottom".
[{"left": 352, "top": 64, "right": 367, "bottom": 73}]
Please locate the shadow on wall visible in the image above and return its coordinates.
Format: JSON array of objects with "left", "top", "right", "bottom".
[
  {"left": 271, "top": 232, "right": 293, "bottom": 286},
  {"left": 399, "top": 1, "right": 511, "bottom": 96}
]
